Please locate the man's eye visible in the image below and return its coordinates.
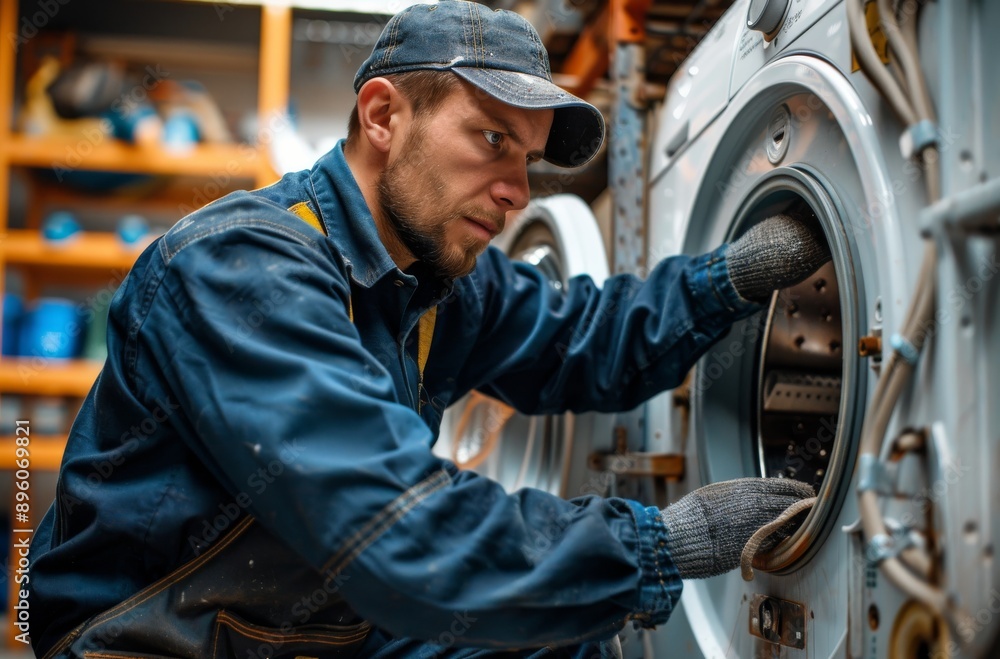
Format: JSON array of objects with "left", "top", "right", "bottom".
[{"left": 483, "top": 130, "right": 503, "bottom": 146}]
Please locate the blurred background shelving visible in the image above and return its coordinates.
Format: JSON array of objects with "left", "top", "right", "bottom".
[{"left": 0, "top": 0, "right": 291, "bottom": 647}]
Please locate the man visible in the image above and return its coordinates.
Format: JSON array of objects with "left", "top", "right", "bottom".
[{"left": 29, "top": 2, "right": 826, "bottom": 657}]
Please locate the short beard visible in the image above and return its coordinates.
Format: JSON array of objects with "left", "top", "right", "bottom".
[
  {"left": 375, "top": 125, "right": 483, "bottom": 280},
  {"left": 377, "top": 171, "right": 445, "bottom": 272}
]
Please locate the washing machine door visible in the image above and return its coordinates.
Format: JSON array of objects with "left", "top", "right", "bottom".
[
  {"left": 436, "top": 194, "right": 615, "bottom": 499},
  {"left": 643, "top": 0, "right": 1000, "bottom": 655}
]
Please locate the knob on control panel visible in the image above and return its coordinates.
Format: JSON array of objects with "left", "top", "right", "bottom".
[{"left": 747, "top": 0, "right": 790, "bottom": 39}]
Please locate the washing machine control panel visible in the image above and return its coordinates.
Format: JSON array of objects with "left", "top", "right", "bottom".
[
  {"left": 747, "top": 0, "right": 791, "bottom": 39},
  {"left": 651, "top": 0, "right": 847, "bottom": 181},
  {"left": 649, "top": 2, "right": 742, "bottom": 180},
  {"left": 731, "top": 0, "right": 843, "bottom": 97}
]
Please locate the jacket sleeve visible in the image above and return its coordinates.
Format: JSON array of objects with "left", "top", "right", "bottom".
[
  {"left": 144, "top": 220, "right": 680, "bottom": 647},
  {"left": 453, "top": 245, "right": 761, "bottom": 414}
]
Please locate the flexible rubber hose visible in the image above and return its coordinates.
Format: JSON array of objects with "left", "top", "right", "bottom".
[
  {"left": 452, "top": 391, "right": 516, "bottom": 470},
  {"left": 741, "top": 497, "right": 817, "bottom": 581},
  {"left": 899, "top": 2, "right": 936, "bottom": 125},
  {"left": 857, "top": 244, "right": 942, "bottom": 610},
  {"left": 878, "top": 0, "right": 934, "bottom": 122},
  {"left": 847, "top": 0, "right": 917, "bottom": 125},
  {"left": 847, "top": 0, "right": 949, "bottom": 629}
]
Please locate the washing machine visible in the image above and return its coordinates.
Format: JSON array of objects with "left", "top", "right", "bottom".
[
  {"left": 436, "top": 194, "right": 617, "bottom": 499},
  {"left": 640, "top": 0, "right": 1000, "bottom": 657}
]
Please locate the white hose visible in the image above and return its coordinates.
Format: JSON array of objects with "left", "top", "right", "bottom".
[{"left": 847, "top": 0, "right": 957, "bottom": 634}]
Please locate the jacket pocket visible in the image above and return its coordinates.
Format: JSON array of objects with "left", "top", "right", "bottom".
[{"left": 211, "top": 610, "right": 371, "bottom": 659}]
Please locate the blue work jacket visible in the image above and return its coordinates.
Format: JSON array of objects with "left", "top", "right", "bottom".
[{"left": 29, "top": 142, "right": 760, "bottom": 656}]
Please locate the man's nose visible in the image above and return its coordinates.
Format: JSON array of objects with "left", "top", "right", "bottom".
[{"left": 490, "top": 165, "right": 531, "bottom": 211}]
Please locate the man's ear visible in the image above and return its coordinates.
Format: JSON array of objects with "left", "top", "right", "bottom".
[{"left": 356, "top": 77, "right": 405, "bottom": 154}]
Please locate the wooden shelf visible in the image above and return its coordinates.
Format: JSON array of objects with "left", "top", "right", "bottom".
[
  {"left": 0, "top": 1, "right": 293, "bottom": 647},
  {"left": 0, "top": 435, "right": 66, "bottom": 471},
  {"left": 1, "top": 229, "right": 150, "bottom": 270},
  {"left": 0, "top": 359, "right": 102, "bottom": 397},
  {"left": 5, "top": 135, "right": 261, "bottom": 179}
]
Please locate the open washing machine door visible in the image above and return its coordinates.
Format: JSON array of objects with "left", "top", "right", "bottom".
[
  {"left": 436, "top": 194, "right": 616, "bottom": 499},
  {"left": 643, "top": 0, "right": 1000, "bottom": 657}
]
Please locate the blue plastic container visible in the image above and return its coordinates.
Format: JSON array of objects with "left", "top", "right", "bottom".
[
  {"left": 117, "top": 214, "right": 150, "bottom": 247},
  {"left": 162, "top": 111, "right": 200, "bottom": 153},
  {"left": 18, "top": 298, "right": 84, "bottom": 359},
  {"left": 42, "top": 211, "right": 81, "bottom": 243}
]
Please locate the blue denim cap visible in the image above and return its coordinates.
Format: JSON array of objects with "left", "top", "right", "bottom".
[{"left": 354, "top": 0, "right": 605, "bottom": 168}]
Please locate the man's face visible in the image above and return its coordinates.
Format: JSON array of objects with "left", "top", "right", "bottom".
[{"left": 376, "top": 82, "right": 554, "bottom": 280}]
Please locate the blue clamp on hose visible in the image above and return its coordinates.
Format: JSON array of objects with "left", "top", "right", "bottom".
[
  {"left": 865, "top": 534, "right": 895, "bottom": 565},
  {"left": 865, "top": 523, "right": 917, "bottom": 566},
  {"left": 857, "top": 454, "right": 894, "bottom": 494},
  {"left": 899, "top": 119, "right": 939, "bottom": 160},
  {"left": 890, "top": 333, "right": 920, "bottom": 365}
]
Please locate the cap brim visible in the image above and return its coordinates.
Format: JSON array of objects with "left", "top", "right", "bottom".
[{"left": 453, "top": 68, "right": 605, "bottom": 168}]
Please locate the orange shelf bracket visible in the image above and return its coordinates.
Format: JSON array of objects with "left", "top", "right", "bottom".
[
  {"left": 611, "top": 0, "right": 653, "bottom": 44},
  {"left": 560, "top": 4, "right": 611, "bottom": 99},
  {"left": 559, "top": 0, "right": 653, "bottom": 98}
]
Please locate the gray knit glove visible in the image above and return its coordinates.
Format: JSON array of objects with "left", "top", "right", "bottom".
[
  {"left": 726, "top": 214, "right": 831, "bottom": 302},
  {"left": 661, "top": 477, "right": 815, "bottom": 579}
]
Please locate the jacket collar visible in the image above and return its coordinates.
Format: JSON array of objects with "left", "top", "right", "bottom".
[
  {"left": 308, "top": 141, "right": 398, "bottom": 289},
  {"left": 308, "top": 141, "right": 456, "bottom": 301}
]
